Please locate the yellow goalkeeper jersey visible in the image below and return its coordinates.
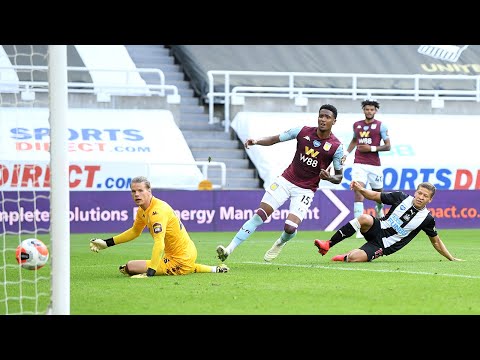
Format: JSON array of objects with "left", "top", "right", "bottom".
[{"left": 113, "top": 196, "right": 194, "bottom": 272}]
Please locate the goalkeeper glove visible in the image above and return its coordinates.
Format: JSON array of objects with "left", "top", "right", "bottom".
[{"left": 90, "top": 238, "right": 108, "bottom": 252}]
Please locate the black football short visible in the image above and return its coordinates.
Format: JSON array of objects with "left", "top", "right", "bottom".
[{"left": 359, "top": 216, "right": 385, "bottom": 261}]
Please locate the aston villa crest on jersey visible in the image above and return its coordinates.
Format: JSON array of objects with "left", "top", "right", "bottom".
[{"left": 323, "top": 142, "right": 332, "bottom": 151}]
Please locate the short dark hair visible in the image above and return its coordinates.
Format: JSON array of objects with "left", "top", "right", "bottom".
[
  {"left": 319, "top": 104, "right": 338, "bottom": 119},
  {"left": 417, "top": 182, "right": 436, "bottom": 198},
  {"left": 361, "top": 99, "right": 380, "bottom": 110}
]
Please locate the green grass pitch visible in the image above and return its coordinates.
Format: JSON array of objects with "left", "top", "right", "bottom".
[{"left": 2, "top": 229, "right": 479, "bottom": 315}]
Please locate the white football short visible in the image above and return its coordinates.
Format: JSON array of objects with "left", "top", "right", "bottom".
[
  {"left": 260, "top": 175, "right": 315, "bottom": 221},
  {"left": 351, "top": 163, "right": 384, "bottom": 190}
]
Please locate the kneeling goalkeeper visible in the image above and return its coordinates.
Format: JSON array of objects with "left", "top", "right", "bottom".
[{"left": 89, "top": 176, "right": 229, "bottom": 278}]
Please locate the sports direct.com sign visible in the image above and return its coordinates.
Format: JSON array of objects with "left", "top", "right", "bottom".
[
  {"left": 1, "top": 109, "right": 479, "bottom": 233},
  {"left": 1, "top": 109, "right": 479, "bottom": 191},
  {"left": 1, "top": 189, "right": 479, "bottom": 233},
  {"left": 0, "top": 108, "right": 203, "bottom": 191}
]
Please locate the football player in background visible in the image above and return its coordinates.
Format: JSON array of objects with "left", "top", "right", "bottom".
[
  {"left": 89, "top": 176, "right": 229, "bottom": 278},
  {"left": 342, "top": 99, "right": 391, "bottom": 238},
  {"left": 314, "top": 181, "right": 464, "bottom": 262},
  {"left": 216, "top": 104, "right": 344, "bottom": 263}
]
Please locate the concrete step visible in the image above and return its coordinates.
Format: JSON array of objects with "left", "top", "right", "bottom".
[
  {"left": 126, "top": 46, "right": 170, "bottom": 57},
  {"left": 192, "top": 148, "right": 247, "bottom": 159},
  {"left": 196, "top": 157, "right": 252, "bottom": 169},
  {"left": 178, "top": 104, "right": 206, "bottom": 114},
  {"left": 140, "top": 71, "right": 184, "bottom": 83},
  {"left": 149, "top": 63, "right": 181, "bottom": 73},
  {"left": 182, "top": 130, "right": 232, "bottom": 140},
  {"left": 180, "top": 112, "right": 210, "bottom": 122},
  {"left": 160, "top": 72, "right": 184, "bottom": 81},
  {"left": 177, "top": 88, "right": 194, "bottom": 97},
  {"left": 134, "top": 55, "right": 175, "bottom": 65},
  {"left": 207, "top": 167, "right": 256, "bottom": 178},
  {"left": 167, "top": 79, "right": 196, "bottom": 88},
  {"left": 179, "top": 122, "right": 223, "bottom": 131},
  {"left": 160, "top": 79, "right": 191, "bottom": 89},
  {"left": 188, "top": 139, "right": 240, "bottom": 149},
  {"left": 214, "top": 177, "right": 261, "bottom": 189},
  {"left": 177, "top": 97, "right": 199, "bottom": 106}
]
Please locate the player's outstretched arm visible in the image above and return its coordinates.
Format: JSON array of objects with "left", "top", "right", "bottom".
[
  {"left": 429, "top": 235, "right": 464, "bottom": 261},
  {"left": 350, "top": 181, "right": 381, "bottom": 202},
  {"left": 245, "top": 135, "right": 281, "bottom": 149}
]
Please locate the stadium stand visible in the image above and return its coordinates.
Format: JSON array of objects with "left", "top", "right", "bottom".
[
  {"left": 4, "top": 45, "right": 479, "bottom": 190},
  {"left": 0, "top": 45, "right": 180, "bottom": 111},
  {"left": 74, "top": 45, "right": 148, "bottom": 96},
  {"left": 2, "top": 45, "right": 92, "bottom": 83},
  {"left": 169, "top": 45, "right": 480, "bottom": 115},
  {"left": 0, "top": 45, "right": 227, "bottom": 190},
  {"left": 170, "top": 45, "right": 480, "bottom": 96},
  {"left": 126, "top": 45, "right": 260, "bottom": 189},
  {"left": 166, "top": 45, "right": 480, "bottom": 189}
]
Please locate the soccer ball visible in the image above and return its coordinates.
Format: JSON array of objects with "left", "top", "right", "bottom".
[{"left": 15, "top": 238, "right": 49, "bottom": 270}]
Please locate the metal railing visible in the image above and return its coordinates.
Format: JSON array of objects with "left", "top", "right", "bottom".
[
  {"left": 196, "top": 161, "right": 227, "bottom": 189},
  {"left": 207, "top": 70, "right": 480, "bottom": 132},
  {"left": 148, "top": 161, "right": 227, "bottom": 190},
  {"left": 0, "top": 65, "right": 181, "bottom": 103}
]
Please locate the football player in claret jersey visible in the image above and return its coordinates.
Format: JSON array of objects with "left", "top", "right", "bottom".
[
  {"left": 342, "top": 99, "right": 391, "bottom": 238},
  {"left": 89, "top": 176, "right": 229, "bottom": 278},
  {"left": 216, "top": 104, "right": 344, "bottom": 263},
  {"left": 314, "top": 181, "right": 463, "bottom": 262}
]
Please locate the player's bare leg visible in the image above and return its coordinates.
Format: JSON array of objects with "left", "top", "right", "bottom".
[
  {"left": 217, "top": 203, "right": 273, "bottom": 261},
  {"left": 119, "top": 260, "right": 147, "bottom": 275},
  {"left": 353, "top": 186, "right": 365, "bottom": 238},
  {"left": 372, "top": 188, "right": 384, "bottom": 218},
  {"left": 194, "top": 263, "right": 229, "bottom": 273},
  {"left": 264, "top": 218, "right": 299, "bottom": 262},
  {"left": 342, "top": 249, "right": 368, "bottom": 262}
]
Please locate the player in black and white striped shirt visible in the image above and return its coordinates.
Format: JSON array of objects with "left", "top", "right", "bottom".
[{"left": 314, "top": 181, "right": 463, "bottom": 262}]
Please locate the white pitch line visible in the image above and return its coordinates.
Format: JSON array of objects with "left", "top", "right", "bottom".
[{"left": 241, "top": 261, "right": 480, "bottom": 279}]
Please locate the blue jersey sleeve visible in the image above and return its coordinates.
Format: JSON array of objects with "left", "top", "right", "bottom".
[
  {"left": 279, "top": 126, "right": 302, "bottom": 142},
  {"left": 380, "top": 123, "right": 389, "bottom": 141},
  {"left": 332, "top": 145, "right": 344, "bottom": 170}
]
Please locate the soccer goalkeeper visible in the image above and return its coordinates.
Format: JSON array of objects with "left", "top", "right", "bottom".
[{"left": 89, "top": 176, "right": 229, "bottom": 278}]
